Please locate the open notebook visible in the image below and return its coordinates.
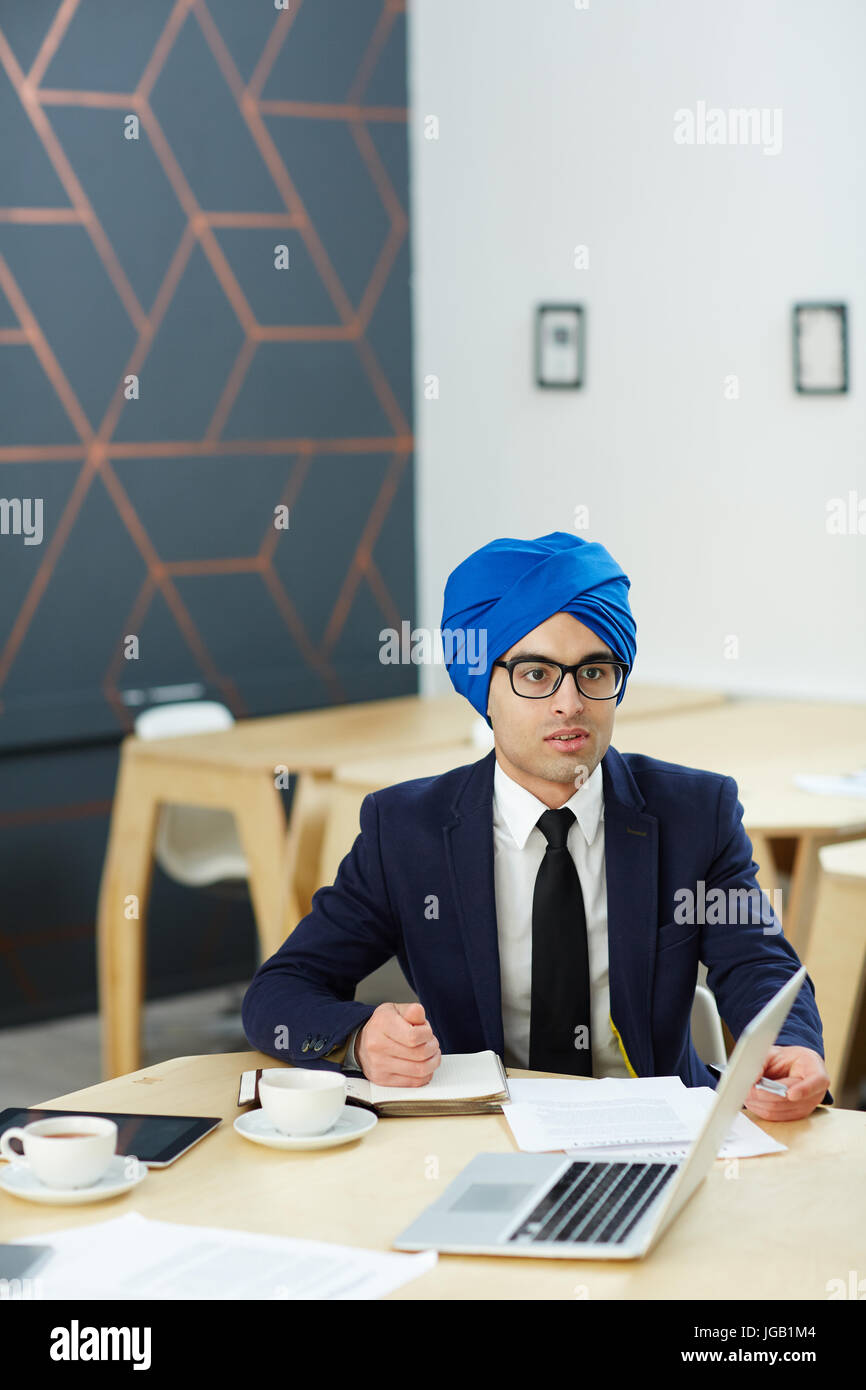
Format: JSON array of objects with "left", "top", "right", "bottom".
[{"left": 238, "top": 1051, "right": 510, "bottom": 1117}]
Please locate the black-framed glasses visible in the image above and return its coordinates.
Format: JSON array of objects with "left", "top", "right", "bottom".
[{"left": 492, "top": 656, "right": 629, "bottom": 700}]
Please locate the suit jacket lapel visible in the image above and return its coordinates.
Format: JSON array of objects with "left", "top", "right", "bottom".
[
  {"left": 601, "top": 746, "right": 659, "bottom": 1077},
  {"left": 442, "top": 749, "right": 506, "bottom": 1056}
]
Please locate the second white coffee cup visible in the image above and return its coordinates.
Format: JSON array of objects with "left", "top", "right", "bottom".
[{"left": 258, "top": 1070, "right": 347, "bottom": 1136}]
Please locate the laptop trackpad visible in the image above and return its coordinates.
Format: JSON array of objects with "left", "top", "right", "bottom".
[{"left": 450, "top": 1183, "right": 536, "bottom": 1213}]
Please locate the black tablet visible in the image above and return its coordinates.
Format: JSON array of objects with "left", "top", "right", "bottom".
[{"left": 0, "top": 1108, "right": 221, "bottom": 1167}]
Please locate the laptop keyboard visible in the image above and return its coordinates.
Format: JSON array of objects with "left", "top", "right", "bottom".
[{"left": 508, "top": 1160, "right": 679, "bottom": 1246}]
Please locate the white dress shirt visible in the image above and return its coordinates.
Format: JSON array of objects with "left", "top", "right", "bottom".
[
  {"left": 343, "top": 756, "right": 632, "bottom": 1076},
  {"left": 492, "top": 757, "right": 631, "bottom": 1077}
]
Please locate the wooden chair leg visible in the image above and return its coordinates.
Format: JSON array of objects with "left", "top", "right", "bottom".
[
  {"left": 282, "top": 771, "right": 335, "bottom": 925},
  {"left": 97, "top": 752, "right": 161, "bottom": 1080},
  {"left": 748, "top": 830, "right": 782, "bottom": 907},
  {"left": 233, "top": 773, "right": 294, "bottom": 962},
  {"left": 804, "top": 863, "right": 866, "bottom": 1095}
]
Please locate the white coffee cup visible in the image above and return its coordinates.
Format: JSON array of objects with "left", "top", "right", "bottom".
[
  {"left": 258, "top": 1069, "right": 347, "bottom": 1136},
  {"left": 0, "top": 1116, "right": 118, "bottom": 1190}
]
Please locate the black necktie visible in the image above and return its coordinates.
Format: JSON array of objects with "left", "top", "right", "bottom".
[{"left": 529, "top": 807, "right": 593, "bottom": 1076}]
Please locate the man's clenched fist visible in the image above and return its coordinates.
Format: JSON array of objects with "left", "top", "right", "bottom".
[{"left": 355, "top": 1001, "right": 442, "bottom": 1086}]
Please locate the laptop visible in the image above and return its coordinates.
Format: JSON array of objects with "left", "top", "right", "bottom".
[{"left": 393, "top": 965, "right": 807, "bottom": 1259}]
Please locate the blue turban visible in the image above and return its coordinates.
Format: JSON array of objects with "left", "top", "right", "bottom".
[{"left": 440, "top": 531, "right": 636, "bottom": 723}]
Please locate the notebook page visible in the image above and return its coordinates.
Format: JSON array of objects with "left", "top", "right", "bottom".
[{"left": 366, "top": 1051, "right": 504, "bottom": 1104}]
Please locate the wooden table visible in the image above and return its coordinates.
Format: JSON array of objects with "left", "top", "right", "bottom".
[
  {"left": 614, "top": 699, "right": 866, "bottom": 954},
  {"left": 3, "top": 1051, "right": 862, "bottom": 1300},
  {"left": 97, "top": 694, "right": 477, "bottom": 1080}
]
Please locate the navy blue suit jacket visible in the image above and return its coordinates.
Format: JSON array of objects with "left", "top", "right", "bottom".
[{"left": 242, "top": 746, "right": 830, "bottom": 1099}]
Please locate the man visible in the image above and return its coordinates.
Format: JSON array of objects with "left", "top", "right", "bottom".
[{"left": 242, "top": 532, "right": 831, "bottom": 1119}]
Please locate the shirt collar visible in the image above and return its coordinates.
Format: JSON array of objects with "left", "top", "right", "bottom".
[{"left": 493, "top": 755, "right": 604, "bottom": 849}]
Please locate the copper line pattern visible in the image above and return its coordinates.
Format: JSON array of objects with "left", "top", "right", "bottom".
[
  {"left": 38, "top": 89, "right": 140, "bottom": 109},
  {"left": 257, "top": 101, "right": 407, "bottom": 122},
  {"left": 137, "top": 0, "right": 196, "bottom": 106},
  {"left": 0, "top": 252, "right": 93, "bottom": 440},
  {"left": 220, "top": 62, "right": 359, "bottom": 330},
  {"left": 0, "top": 19, "right": 160, "bottom": 699},
  {"left": 254, "top": 445, "right": 345, "bottom": 698},
  {"left": 0, "top": 800, "right": 113, "bottom": 828},
  {"left": 258, "top": 448, "right": 311, "bottom": 565},
  {"left": 0, "top": 446, "right": 87, "bottom": 463},
  {"left": 351, "top": 123, "right": 407, "bottom": 335},
  {"left": 244, "top": 0, "right": 299, "bottom": 106},
  {"left": 0, "top": 443, "right": 103, "bottom": 690},
  {"left": 346, "top": 0, "right": 398, "bottom": 108},
  {"left": 260, "top": 563, "right": 347, "bottom": 706},
  {"left": 97, "top": 458, "right": 249, "bottom": 719},
  {"left": 204, "top": 335, "right": 258, "bottom": 443},
  {"left": 254, "top": 325, "right": 355, "bottom": 342},
  {"left": 139, "top": 108, "right": 258, "bottom": 332},
  {"left": 166, "top": 558, "right": 265, "bottom": 576},
  {"left": 101, "top": 570, "right": 159, "bottom": 728},
  {"left": 204, "top": 212, "right": 301, "bottom": 228},
  {"left": 192, "top": 0, "right": 409, "bottom": 454},
  {"left": 24, "top": 0, "right": 79, "bottom": 90},
  {"left": 365, "top": 555, "right": 406, "bottom": 635},
  {"left": 0, "top": 26, "right": 146, "bottom": 332},
  {"left": 95, "top": 220, "right": 200, "bottom": 445},
  {"left": 254, "top": 445, "right": 347, "bottom": 697},
  {"left": 104, "top": 435, "right": 414, "bottom": 459},
  {"left": 321, "top": 449, "right": 409, "bottom": 655},
  {"left": 0, "top": 0, "right": 414, "bottom": 736},
  {"left": 0, "top": 922, "right": 97, "bottom": 1006},
  {"left": 0, "top": 208, "right": 82, "bottom": 222}
]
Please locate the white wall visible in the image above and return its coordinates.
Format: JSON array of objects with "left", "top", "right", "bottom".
[{"left": 406, "top": 0, "right": 866, "bottom": 702}]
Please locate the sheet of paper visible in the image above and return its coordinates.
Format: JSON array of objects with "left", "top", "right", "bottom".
[
  {"left": 10, "top": 1210, "right": 437, "bottom": 1300},
  {"left": 567, "top": 1108, "right": 786, "bottom": 1160},
  {"left": 503, "top": 1095, "right": 694, "bottom": 1151},
  {"left": 502, "top": 1079, "right": 786, "bottom": 1158},
  {"left": 794, "top": 770, "right": 866, "bottom": 799}
]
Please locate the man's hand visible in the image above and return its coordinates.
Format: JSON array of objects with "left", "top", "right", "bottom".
[
  {"left": 355, "top": 1002, "right": 442, "bottom": 1087},
  {"left": 743, "top": 1045, "right": 830, "bottom": 1121}
]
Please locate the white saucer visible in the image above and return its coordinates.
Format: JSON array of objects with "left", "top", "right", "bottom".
[
  {"left": 234, "top": 1105, "right": 377, "bottom": 1150},
  {"left": 0, "top": 1154, "right": 147, "bottom": 1206}
]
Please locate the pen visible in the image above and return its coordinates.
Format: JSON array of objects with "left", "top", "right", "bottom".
[{"left": 706, "top": 1064, "right": 788, "bottom": 1097}]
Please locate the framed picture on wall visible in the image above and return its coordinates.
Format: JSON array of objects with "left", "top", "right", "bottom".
[
  {"left": 793, "top": 303, "right": 849, "bottom": 394},
  {"left": 536, "top": 304, "right": 585, "bottom": 388}
]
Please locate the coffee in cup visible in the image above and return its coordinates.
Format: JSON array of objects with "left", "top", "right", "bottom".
[
  {"left": 0, "top": 1116, "right": 118, "bottom": 1189},
  {"left": 258, "top": 1070, "right": 347, "bottom": 1136}
]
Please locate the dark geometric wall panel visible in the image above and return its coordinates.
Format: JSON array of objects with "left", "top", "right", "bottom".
[
  {"left": 0, "top": 0, "right": 415, "bottom": 1027},
  {"left": 0, "top": 0, "right": 416, "bottom": 751}
]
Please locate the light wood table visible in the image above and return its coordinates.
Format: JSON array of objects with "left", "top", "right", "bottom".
[
  {"left": 3, "top": 1051, "right": 862, "bottom": 1300},
  {"left": 97, "top": 694, "right": 477, "bottom": 1080},
  {"left": 612, "top": 699, "right": 866, "bottom": 954},
  {"left": 806, "top": 840, "right": 866, "bottom": 1101}
]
